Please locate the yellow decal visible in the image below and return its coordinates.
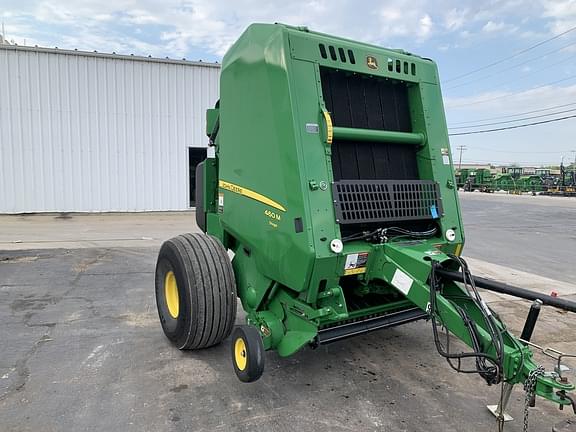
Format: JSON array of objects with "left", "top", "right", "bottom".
[
  {"left": 219, "top": 180, "right": 286, "bottom": 212},
  {"left": 322, "top": 110, "right": 333, "bottom": 144},
  {"left": 264, "top": 209, "right": 281, "bottom": 221},
  {"left": 344, "top": 267, "right": 366, "bottom": 276},
  {"left": 454, "top": 243, "right": 463, "bottom": 256}
]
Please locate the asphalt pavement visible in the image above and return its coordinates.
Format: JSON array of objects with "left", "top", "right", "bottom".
[
  {"left": 0, "top": 194, "right": 575, "bottom": 432},
  {"left": 460, "top": 192, "right": 576, "bottom": 284}
]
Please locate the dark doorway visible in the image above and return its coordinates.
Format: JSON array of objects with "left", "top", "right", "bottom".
[{"left": 189, "top": 147, "right": 207, "bottom": 207}]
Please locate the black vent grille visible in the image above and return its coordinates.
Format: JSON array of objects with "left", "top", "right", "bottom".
[{"left": 332, "top": 180, "right": 442, "bottom": 224}]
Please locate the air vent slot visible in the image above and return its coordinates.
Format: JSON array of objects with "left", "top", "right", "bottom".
[
  {"left": 318, "top": 44, "right": 357, "bottom": 65},
  {"left": 386, "top": 57, "right": 417, "bottom": 76},
  {"left": 329, "top": 45, "right": 337, "bottom": 61},
  {"left": 348, "top": 49, "right": 356, "bottom": 64}
]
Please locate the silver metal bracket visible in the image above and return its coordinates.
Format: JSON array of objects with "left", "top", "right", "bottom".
[
  {"left": 487, "top": 404, "right": 514, "bottom": 422},
  {"left": 487, "top": 382, "right": 515, "bottom": 422}
]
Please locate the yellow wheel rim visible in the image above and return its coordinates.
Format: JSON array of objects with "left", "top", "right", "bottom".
[
  {"left": 234, "top": 338, "right": 247, "bottom": 371},
  {"left": 164, "top": 270, "right": 179, "bottom": 319}
]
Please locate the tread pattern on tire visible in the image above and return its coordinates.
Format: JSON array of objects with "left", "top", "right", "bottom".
[{"left": 165, "top": 233, "right": 236, "bottom": 350}]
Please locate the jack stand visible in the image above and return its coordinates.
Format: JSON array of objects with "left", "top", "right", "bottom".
[
  {"left": 487, "top": 382, "right": 514, "bottom": 422},
  {"left": 487, "top": 299, "right": 544, "bottom": 422}
]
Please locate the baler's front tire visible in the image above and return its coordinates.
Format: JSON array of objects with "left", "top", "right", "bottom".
[
  {"left": 155, "top": 233, "right": 237, "bottom": 350},
  {"left": 231, "top": 326, "right": 265, "bottom": 383}
]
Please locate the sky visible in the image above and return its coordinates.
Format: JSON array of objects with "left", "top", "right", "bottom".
[{"left": 2, "top": 0, "right": 576, "bottom": 166}]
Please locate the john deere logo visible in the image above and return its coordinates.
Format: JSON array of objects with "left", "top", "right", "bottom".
[{"left": 366, "top": 56, "right": 378, "bottom": 70}]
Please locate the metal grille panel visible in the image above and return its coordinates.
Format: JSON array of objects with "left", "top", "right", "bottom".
[{"left": 332, "top": 180, "right": 442, "bottom": 224}]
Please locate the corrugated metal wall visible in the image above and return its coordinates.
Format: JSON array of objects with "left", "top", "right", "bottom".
[{"left": 0, "top": 46, "right": 220, "bottom": 213}]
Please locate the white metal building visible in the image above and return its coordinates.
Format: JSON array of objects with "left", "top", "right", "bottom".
[{"left": 0, "top": 45, "right": 220, "bottom": 213}]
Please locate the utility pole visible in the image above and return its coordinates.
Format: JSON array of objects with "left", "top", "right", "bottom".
[{"left": 456, "top": 145, "right": 467, "bottom": 170}]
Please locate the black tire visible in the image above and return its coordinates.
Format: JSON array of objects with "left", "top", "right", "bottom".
[
  {"left": 231, "top": 326, "right": 265, "bottom": 383},
  {"left": 155, "top": 233, "right": 237, "bottom": 349}
]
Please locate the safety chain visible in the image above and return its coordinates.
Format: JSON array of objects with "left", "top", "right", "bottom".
[{"left": 523, "top": 365, "right": 545, "bottom": 432}]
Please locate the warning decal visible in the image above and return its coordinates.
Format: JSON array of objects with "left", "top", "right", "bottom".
[
  {"left": 391, "top": 269, "right": 413, "bottom": 296},
  {"left": 441, "top": 148, "right": 450, "bottom": 165},
  {"left": 218, "top": 193, "right": 224, "bottom": 213},
  {"left": 344, "top": 252, "right": 369, "bottom": 275}
]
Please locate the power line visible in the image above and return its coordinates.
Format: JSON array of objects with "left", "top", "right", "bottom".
[
  {"left": 444, "top": 25, "right": 576, "bottom": 83},
  {"left": 462, "top": 146, "right": 573, "bottom": 154},
  {"left": 448, "top": 101, "right": 576, "bottom": 125},
  {"left": 448, "top": 114, "right": 576, "bottom": 136},
  {"left": 448, "top": 74, "right": 576, "bottom": 109},
  {"left": 486, "top": 52, "right": 576, "bottom": 91},
  {"left": 445, "top": 41, "right": 576, "bottom": 90},
  {"left": 448, "top": 107, "right": 576, "bottom": 129},
  {"left": 459, "top": 158, "right": 560, "bottom": 165}
]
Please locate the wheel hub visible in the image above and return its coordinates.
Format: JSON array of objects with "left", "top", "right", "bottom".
[
  {"left": 164, "top": 270, "right": 179, "bottom": 319},
  {"left": 234, "top": 338, "right": 247, "bottom": 371}
]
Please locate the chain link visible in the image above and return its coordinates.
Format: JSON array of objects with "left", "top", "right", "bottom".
[{"left": 523, "top": 365, "right": 545, "bottom": 432}]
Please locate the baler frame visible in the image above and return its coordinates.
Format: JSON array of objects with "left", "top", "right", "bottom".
[{"left": 155, "top": 23, "right": 576, "bottom": 429}]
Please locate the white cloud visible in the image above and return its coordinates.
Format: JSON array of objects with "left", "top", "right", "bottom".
[
  {"left": 483, "top": 21, "right": 506, "bottom": 32},
  {"left": 123, "top": 10, "right": 161, "bottom": 25},
  {"left": 482, "top": 20, "right": 518, "bottom": 34},
  {"left": 444, "top": 8, "right": 468, "bottom": 31},
  {"left": 418, "top": 14, "right": 434, "bottom": 38},
  {"left": 0, "top": 0, "right": 569, "bottom": 59},
  {"left": 2, "top": 0, "right": 448, "bottom": 57},
  {"left": 540, "top": 0, "right": 576, "bottom": 33}
]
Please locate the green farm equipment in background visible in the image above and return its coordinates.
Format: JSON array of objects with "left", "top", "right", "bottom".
[
  {"left": 492, "top": 173, "right": 516, "bottom": 192},
  {"left": 455, "top": 168, "right": 470, "bottom": 188},
  {"left": 517, "top": 175, "right": 544, "bottom": 194},
  {"left": 154, "top": 24, "right": 576, "bottom": 428},
  {"left": 456, "top": 168, "right": 493, "bottom": 192},
  {"left": 505, "top": 166, "right": 524, "bottom": 179},
  {"left": 475, "top": 168, "right": 493, "bottom": 187},
  {"left": 466, "top": 168, "right": 493, "bottom": 192}
]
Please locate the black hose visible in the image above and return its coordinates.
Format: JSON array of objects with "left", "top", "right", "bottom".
[
  {"left": 429, "top": 261, "right": 502, "bottom": 385},
  {"left": 436, "top": 269, "right": 576, "bottom": 313}
]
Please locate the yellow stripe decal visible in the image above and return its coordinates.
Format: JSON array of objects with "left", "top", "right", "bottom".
[
  {"left": 323, "top": 110, "right": 333, "bottom": 144},
  {"left": 219, "top": 180, "right": 287, "bottom": 212},
  {"left": 454, "top": 243, "right": 463, "bottom": 256}
]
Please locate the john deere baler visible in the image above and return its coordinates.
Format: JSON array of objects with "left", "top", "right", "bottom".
[{"left": 155, "top": 23, "right": 575, "bottom": 427}]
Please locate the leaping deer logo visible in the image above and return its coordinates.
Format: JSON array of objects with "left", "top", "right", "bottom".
[{"left": 366, "top": 56, "right": 378, "bottom": 70}]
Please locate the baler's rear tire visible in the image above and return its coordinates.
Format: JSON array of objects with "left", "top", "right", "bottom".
[
  {"left": 231, "top": 326, "right": 265, "bottom": 383},
  {"left": 155, "top": 233, "right": 237, "bottom": 350}
]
